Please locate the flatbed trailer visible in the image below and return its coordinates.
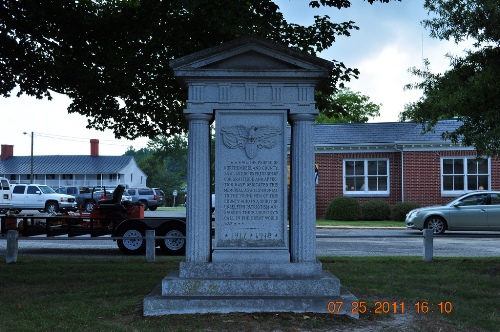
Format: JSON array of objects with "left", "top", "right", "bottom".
[{"left": 0, "top": 213, "right": 187, "bottom": 255}]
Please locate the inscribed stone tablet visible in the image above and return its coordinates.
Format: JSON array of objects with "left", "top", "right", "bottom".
[{"left": 215, "top": 110, "right": 288, "bottom": 249}]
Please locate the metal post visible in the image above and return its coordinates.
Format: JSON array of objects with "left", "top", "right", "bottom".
[
  {"left": 6, "top": 230, "right": 19, "bottom": 263},
  {"left": 423, "top": 229, "right": 433, "bottom": 262},
  {"left": 146, "top": 230, "right": 156, "bottom": 262}
]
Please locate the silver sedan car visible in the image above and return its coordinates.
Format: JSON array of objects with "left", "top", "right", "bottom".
[{"left": 405, "top": 191, "right": 500, "bottom": 234}]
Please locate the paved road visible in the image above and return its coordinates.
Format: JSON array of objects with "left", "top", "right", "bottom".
[
  {"left": 1, "top": 210, "right": 499, "bottom": 257},
  {"left": 316, "top": 228, "right": 500, "bottom": 257}
]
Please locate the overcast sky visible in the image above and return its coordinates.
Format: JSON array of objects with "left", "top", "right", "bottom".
[{"left": 1, "top": 0, "right": 471, "bottom": 157}]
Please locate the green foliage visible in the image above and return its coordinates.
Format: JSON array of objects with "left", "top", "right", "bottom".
[
  {"left": 325, "top": 196, "right": 360, "bottom": 221},
  {"left": 315, "top": 87, "right": 381, "bottom": 124},
  {"left": 401, "top": 0, "right": 500, "bottom": 157},
  {"left": 361, "top": 199, "right": 391, "bottom": 221},
  {"left": 125, "top": 134, "right": 188, "bottom": 205},
  {"left": 0, "top": 0, "right": 397, "bottom": 139},
  {"left": 391, "top": 201, "right": 421, "bottom": 221}
]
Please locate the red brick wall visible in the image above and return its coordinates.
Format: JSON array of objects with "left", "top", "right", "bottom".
[
  {"left": 314, "top": 151, "right": 402, "bottom": 218},
  {"left": 314, "top": 149, "right": 500, "bottom": 219}
]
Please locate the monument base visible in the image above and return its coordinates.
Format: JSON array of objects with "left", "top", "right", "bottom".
[
  {"left": 143, "top": 266, "right": 358, "bottom": 318},
  {"left": 179, "top": 261, "right": 323, "bottom": 278}
]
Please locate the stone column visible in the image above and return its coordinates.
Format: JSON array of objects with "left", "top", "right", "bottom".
[
  {"left": 185, "top": 113, "right": 212, "bottom": 263},
  {"left": 289, "top": 113, "right": 317, "bottom": 263}
]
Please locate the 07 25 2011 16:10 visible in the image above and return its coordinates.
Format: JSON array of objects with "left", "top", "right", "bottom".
[{"left": 327, "top": 301, "right": 453, "bottom": 314}]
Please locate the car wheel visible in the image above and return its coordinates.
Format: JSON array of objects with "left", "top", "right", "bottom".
[
  {"left": 45, "top": 201, "right": 59, "bottom": 214},
  {"left": 148, "top": 206, "right": 157, "bottom": 211},
  {"left": 84, "top": 200, "right": 95, "bottom": 213},
  {"left": 158, "top": 222, "right": 186, "bottom": 255},
  {"left": 425, "top": 216, "right": 446, "bottom": 235},
  {"left": 116, "top": 222, "right": 146, "bottom": 255}
]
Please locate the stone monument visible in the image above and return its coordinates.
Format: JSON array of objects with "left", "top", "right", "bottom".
[{"left": 143, "top": 36, "right": 358, "bottom": 317}]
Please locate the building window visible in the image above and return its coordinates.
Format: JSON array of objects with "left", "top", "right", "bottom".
[
  {"left": 344, "top": 159, "right": 389, "bottom": 195},
  {"left": 63, "top": 174, "right": 73, "bottom": 180},
  {"left": 442, "top": 157, "right": 489, "bottom": 193}
]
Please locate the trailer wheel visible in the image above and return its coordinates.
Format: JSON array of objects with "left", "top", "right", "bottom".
[
  {"left": 158, "top": 223, "right": 186, "bottom": 255},
  {"left": 116, "top": 222, "right": 146, "bottom": 255}
]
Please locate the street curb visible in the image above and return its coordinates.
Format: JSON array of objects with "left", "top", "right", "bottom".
[{"left": 316, "top": 226, "right": 407, "bottom": 230}]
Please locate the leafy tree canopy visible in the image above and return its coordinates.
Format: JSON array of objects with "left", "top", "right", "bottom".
[
  {"left": 315, "top": 87, "right": 381, "bottom": 123},
  {"left": 401, "top": 0, "right": 500, "bottom": 156},
  {"left": 125, "top": 134, "right": 188, "bottom": 205},
  {"left": 1, "top": 0, "right": 399, "bottom": 139}
]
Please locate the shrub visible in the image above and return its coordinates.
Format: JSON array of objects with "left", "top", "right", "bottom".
[
  {"left": 391, "top": 201, "right": 421, "bottom": 221},
  {"left": 325, "top": 196, "right": 360, "bottom": 221},
  {"left": 361, "top": 199, "right": 391, "bottom": 221}
]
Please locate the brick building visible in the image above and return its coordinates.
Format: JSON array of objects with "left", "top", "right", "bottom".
[{"left": 301, "top": 120, "right": 500, "bottom": 218}]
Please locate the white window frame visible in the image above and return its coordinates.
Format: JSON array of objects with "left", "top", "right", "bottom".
[
  {"left": 343, "top": 159, "right": 390, "bottom": 197},
  {"left": 441, "top": 157, "right": 491, "bottom": 196}
]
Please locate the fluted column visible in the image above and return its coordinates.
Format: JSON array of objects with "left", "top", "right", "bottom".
[
  {"left": 185, "top": 113, "right": 212, "bottom": 263},
  {"left": 289, "top": 113, "right": 317, "bottom": 263}
]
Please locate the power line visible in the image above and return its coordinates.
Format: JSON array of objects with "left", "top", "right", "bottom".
[{"left": 33, "top": 132, "right": 149, "bottom": 148}]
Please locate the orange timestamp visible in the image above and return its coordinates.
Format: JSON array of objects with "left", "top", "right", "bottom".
[{"left": 327, "top": 301, "right": 453, "bottom": 315}]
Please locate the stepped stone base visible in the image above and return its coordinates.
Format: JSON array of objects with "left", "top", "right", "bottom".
[{"left": 143, "top": 268, "right": 358, "bottom": 318}]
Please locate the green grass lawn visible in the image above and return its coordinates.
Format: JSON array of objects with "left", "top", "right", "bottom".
[{"left": 1, "top": 256, "right": 498, "bottom": 331}]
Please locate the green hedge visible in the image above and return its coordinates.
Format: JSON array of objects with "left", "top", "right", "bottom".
[
  {"left": 391, "top": 201, "right": 421, "bottom": 221},
  {"left": 361, "top": 199, "right": 391, "bottom": 221},
  {"left": 325, "top": 196, "right": 360, "bottom": 221}
]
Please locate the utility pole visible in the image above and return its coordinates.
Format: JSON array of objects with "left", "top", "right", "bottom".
[{"left": 23, "top": 132, "right": 34, "bottom": 184}]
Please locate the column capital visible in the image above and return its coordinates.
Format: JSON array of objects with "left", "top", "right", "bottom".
[
  {"left": 185, "top": 113, "right": 213, "bottom": 122},
  {"left": 289, "top": 113, "right": 317, "bottom": 122}
]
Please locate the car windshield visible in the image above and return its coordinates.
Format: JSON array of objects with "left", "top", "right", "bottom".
[{"left": 39, "top": 186, "right": 56, "bottom": 194}]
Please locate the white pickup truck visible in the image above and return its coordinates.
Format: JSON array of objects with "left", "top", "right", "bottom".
[
  {"left": 0, "top": 177, "right": 13, "bottom": 212},
  {"left": 10, "top": 183, "right": 77, "bottom": 214}
]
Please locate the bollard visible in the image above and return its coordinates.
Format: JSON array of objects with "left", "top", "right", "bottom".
[
  {"left": 146, "top": 229, "right": 155, "bottom": 263},
  {"left": 423, "top": 229, "right": 433, "bottom": 262},
  {"left": 6, "top": 230, "right": 19, "bottom": 264}
]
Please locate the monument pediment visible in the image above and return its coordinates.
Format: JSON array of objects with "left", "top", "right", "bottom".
[
  {"left": 170, "top": 35, "right": 333, "bottom": 81},
  {"left": 204, "top": 50, "right": 302, "bottom": 71}
]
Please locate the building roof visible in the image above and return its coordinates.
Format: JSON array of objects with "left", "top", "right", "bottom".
[
  {"left": 0, "top": 155, "right": 135, "bottom": 175},
  {"left": 292, "top": 120, "right": 462, "bottom": 146}
]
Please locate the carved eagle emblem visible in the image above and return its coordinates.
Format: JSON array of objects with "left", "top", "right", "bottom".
[{"left": 220, "top": 125, "right": 282, "bottom": 159}]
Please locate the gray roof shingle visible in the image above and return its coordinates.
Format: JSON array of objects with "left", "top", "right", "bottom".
[
  {"left": 286, "top": 120, "right": 461, "bottom": 146},
  {"left": 0, "top": 155, "right": 135, "bottom": 175}
]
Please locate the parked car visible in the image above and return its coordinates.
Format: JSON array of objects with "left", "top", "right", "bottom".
[
  {"left": 405, "top": 191, "right": 500, "bottom": 234},
  {"left": 153, "top": 188, "right": 166, "bottom": 207},
  {"left": 125, "top": 188, "right": 163, "bottom": 211},
  {"left": 10, "top": 184, "right": 77, "bottom": 214},
  {"left": 0, "top": 177, "right": 12, "bottom": 212}
]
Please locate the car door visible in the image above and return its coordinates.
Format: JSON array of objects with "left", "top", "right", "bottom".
[
  {"left": 26, "top": 185, "right": 44, "bottom": 208},
  {"left": 447, "top": 193, "right": 489, "bottom": 230},
  {"left": 487, "top": 193, "right": 500, "bottom": 230},
  {"left": 11, "top": 185, "right": 27, "bottom": 208},
  {"left": 0, "top": 178, "right": 11, "bottom": 207}
]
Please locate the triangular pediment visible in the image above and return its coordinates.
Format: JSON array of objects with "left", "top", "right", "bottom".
[
  {"left": 204, "top": 50, "right": 302, "bottom": 71},
  {"left": 170, "top": 36, "right": 333, "bottom": 80}
]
